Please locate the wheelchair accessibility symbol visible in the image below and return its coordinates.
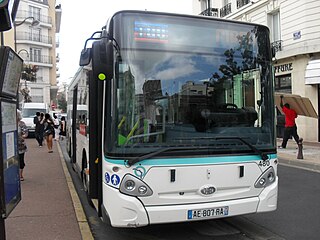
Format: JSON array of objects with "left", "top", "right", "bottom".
[{"left": 105, "top": 172, "right": 110, "bottom": 183}]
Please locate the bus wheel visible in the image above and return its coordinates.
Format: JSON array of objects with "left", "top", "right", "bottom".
[
  {"left": 81, "top": 159, "right": 88, "bottom": 193},
  {"left": 81, "top": 157, "right": 94, "bottom": 207},
  {"left": 68, "top": 139, "right": 72, "bottom": 157}
]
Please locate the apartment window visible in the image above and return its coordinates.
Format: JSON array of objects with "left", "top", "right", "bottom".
[
  {"left": 30, "top": 27, "right": 41, "bottom": 42},
  {"left": 237, "top": 0, "right": 250, "bottom": 9},
  {"left": 29, "top": 6, "right": 41, "bottom": 21},
  {"left": 275, "top": 74, "right": 292, "bottom": 93},
  {"left": 30, "top": 47, "right": 42, "bottom": 63},
  {"left": 36, "top": 67, "right": 43, "bottom": 82},
  {"left": 220, "top": 0, "right": 232, "bottom": 17},
  {"left": 201, "top": 0, "right": 207, "bottom": 11},
  {"left": 30, "top": 88, "right": 44, "bottom": 102},
  {"left": 268, "top": 11, "right": 281, "bottom": 42}
]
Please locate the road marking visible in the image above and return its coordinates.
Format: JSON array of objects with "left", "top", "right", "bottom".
[{"left": 57, "top": 143, "right": 94, "bottom": 240}]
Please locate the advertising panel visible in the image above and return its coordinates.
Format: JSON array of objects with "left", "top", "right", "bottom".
[
  {"left": 0, "top": 46, "right": 22, "bottom": 223},
  {"left": 0, "top": 100, "right": 20, "bottom": 217}
]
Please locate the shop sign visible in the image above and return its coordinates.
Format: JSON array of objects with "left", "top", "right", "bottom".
[{"left": 274, "top": 63, "right": 293, "bottom": 74}]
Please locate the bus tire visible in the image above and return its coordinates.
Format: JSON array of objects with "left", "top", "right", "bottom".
[
  {"left": 67, "top": 139, "right": 72, "bottom": 157},
  {"left": 101, "top": 204, "right": 111, "bottom": 226},
  {"left": 81, "top": 156, "right": 94, "bottom": 208},
  {"left": 81, "top": 156, "right": 88, "bottom": 193}
]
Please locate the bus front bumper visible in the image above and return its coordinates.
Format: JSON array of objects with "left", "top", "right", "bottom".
[{"left": 103, "top": 179, "right": 278, "bottom": 227}]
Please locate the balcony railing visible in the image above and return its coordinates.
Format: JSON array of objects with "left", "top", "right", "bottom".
[
  {"left": 17, "top": 51, "right": 53, "bottom": 65},
  {"left": 29, "top": 54, "right": 53, "bottom": 65},
  {"left": 220, "top": 3, "right": 232, "bottom": 18},
  {"left": 237, "top": 0, "right": 250, "bottom": 9},
  {"left": 16, "top": 31, "right": 52, "bottom": 45},
  {"left": 15, "top": 10, "right": 52, "bottom": 25},
  {"left": 199, "top": 8, "right": 219, "bottom": 17},
  {"left": 271, "top": 40, "right": 283, "bottom": 53}
]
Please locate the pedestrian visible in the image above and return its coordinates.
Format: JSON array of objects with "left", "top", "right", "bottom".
[
  {"left": 53, "top": 113, "right": 60, "bottom": 141},
  {"left": 17, "top": 110, "right": 28, "bottom": 181},
  {"left": 279, "top": 95, "right": 301, "bottom": 148},
  {"left": 59, "top": 116, "right": 66, "bottom": 140},
  {"left": 39, "top": 112, "right": 45, "bottom": 145},
  {"left": 33, "top": 112, "right": 43, "bottom": 147},
  {"left": 43, "top": 113, "right": 55, "bottom": 153}
]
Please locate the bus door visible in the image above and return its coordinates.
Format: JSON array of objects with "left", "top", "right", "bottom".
[
  {"left": 88, "top": 70, "right": 99, "bottom": 199},
  {"left": 71, "top": 85, "right": 77, "bottom": 164}
]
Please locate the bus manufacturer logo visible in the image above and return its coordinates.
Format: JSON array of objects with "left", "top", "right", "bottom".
[{"left": 200, "top": 185, "right": 216, "bottom": 196}]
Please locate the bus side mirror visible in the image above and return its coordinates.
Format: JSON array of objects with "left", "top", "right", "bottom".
[
  {"left": 79, "top": 48, "right": 91, "bottom": 66},
  {"left": 92, "top": 40, "right": 114, "bottom": 81}
]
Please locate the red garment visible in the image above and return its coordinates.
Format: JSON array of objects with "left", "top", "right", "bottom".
[{"left": 282, "top": 106, "right": 297, "bottom": 127}]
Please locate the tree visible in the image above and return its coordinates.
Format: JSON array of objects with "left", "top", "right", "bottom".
[
  {"left": 57, "top": 92, "right": 67, "bottom": 113},
  {"left": 20, "top": 85, "right": 32, "bottom": 102},
  {"left": 21, "top": 64, "right": 38, "bottom": 82},
  {"left": 20, "top": 64, "right": 38, "bottom": 102}
]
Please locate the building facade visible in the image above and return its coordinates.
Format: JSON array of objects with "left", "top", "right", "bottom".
[
  {"left": 193, "top": 0, "right": 320, "bottom": 142},
  {"left": 3, "top": 0, "right": 61, "bottom": 109}
]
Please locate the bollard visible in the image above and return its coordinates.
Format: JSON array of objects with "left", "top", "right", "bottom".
[{"left": 297, "top": 138, "right": 303, "bottom": 159}]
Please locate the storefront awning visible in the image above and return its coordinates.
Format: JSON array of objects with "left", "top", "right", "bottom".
[
  {"left": 305, "top": 59, "right": 320, "bottom": 84},
  {"left": 275, "top": 93, "right": 318, "bottom": 118}
]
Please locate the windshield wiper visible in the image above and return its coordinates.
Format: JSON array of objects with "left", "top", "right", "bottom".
[
  {"left": 215, "top": 136, "right": 269, "bottom": 161},
  {"left": 126, "top": 146, "right": 201, "bottom": 167},
  {"left": 126, "top": 137, "right": 268, "bottom": 167}
]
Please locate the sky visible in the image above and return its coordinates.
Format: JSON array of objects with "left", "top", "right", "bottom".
[{"left": 58, "top": 0, "right": 193, "bottom": 84}]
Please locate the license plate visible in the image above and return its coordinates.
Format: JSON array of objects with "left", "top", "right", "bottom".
[{"left": 187, "top": 206, "right": 229, "bottom": 219}]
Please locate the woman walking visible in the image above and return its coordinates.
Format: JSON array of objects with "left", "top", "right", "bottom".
[
  {"left": 59, "top": 116, "right": 66, "bottom": 140},
  {"left": 43, "top": 113, "right": 55, "bottom": 153},
  {"left": 17, "top": 110, "right": 28, "bottom": 181}
]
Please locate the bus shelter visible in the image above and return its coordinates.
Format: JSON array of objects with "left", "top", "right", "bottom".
[{"left": 0, "top": 46, "right": 23, "bottom": 239}]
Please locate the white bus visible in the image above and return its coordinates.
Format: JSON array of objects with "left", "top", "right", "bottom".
[{"left": 67, "top": 10, "right": 278, "bottom": 228}]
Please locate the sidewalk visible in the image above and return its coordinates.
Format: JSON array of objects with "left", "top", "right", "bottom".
[
  {"left": 277, "top": 138, "right": 320, "bottom": 172},
  {"left": 5, "top": 139, "right": 92, "bottom": 240}
]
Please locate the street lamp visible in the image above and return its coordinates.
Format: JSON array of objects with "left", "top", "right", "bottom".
[
  {"left": 14, "top": 16, "right": 40, "bottom": 51},
  {"left": 17, "top": 48, "right": 29, "bottom": 58}
]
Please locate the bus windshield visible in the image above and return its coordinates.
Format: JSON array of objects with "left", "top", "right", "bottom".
[{"left": 107, "top": 12, "right": 275, "bottom": 157}]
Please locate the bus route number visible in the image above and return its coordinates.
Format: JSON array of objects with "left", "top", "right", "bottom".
[{"left": 258, "top": 160, "right": 270, "bottom": 167}]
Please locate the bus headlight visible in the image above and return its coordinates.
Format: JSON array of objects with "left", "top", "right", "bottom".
[
  {"left": 120, "top": 174, "right": 153, "bottom": 197},
  {"left": 138, "top": 186, "right": 148, "bottom": 195},
  {"left": 255, "top": 167, "right": 276, "bottom": 188},
  {"left": 124, "top": 180, "right": 135, "bottom": 191}
]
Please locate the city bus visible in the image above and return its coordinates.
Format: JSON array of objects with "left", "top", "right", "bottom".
[{"left": 67, "top": 10, "right": 278, "bottom": 227}]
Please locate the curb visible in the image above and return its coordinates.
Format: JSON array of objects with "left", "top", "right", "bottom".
[
  {"left": 57, "top": 143, "right": 94, "bottom": 240},
  {"left": 278, "top": 154, "right": 320, "bottom": 173}
]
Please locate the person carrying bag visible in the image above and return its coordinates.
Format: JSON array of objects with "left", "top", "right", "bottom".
[{"left": 43, "top": 113, "right": 55, "bottom": 153}]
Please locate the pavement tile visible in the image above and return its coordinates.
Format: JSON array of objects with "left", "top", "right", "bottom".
[
  {"left": 277, "top": 139, "right": 320, "bottom": 171},
  {"left": 5, "top": 139, "right": 83, "bottom": 240}
]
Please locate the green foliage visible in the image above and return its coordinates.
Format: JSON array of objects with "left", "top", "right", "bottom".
[
  {"left": 20, "top": 85, "right": 32, "bottom": 102},
  {"left": 57, "top": 92, "right": 67, "bottom": 112},
  {"left": 21, "top": 64, "right": 38, "bottom": 82}
]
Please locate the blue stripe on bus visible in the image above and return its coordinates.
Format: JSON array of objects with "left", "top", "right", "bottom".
[{"left": 104, "top": 154, "right": 278, "bottom": 165}]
